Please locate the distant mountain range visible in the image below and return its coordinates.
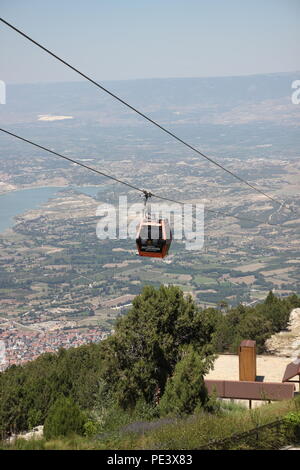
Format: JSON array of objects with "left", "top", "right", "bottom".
[
  {"left": 1, "top": 72, "right": 299, "bottom": 160},
  {"left": 2, "top": 71, "right": 300, "bottom": 111}
]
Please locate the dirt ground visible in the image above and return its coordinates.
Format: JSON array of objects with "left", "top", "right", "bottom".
[{"left": 205, "top": 354, "right": 293, "bottom": 383}]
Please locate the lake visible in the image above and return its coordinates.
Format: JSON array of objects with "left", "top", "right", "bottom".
[{"left": 0, "top": 186, "right": 106, "bottom": 234}]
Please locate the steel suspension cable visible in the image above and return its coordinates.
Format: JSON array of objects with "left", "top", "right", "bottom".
[{"left": 0, "top": 127, "right": 286, "bottom": 227}]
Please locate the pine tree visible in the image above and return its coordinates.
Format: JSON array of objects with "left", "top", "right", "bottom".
[{"left": 159, "top": 345, "right": 212, "bottom": 416}]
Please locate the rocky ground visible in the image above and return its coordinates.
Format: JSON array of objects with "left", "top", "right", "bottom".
[
  {"left": 7, "top": 425, "right": 44, "bottom": 443},
  {"left": 266, "top": 308, "right": 300, "bottom": 358}
]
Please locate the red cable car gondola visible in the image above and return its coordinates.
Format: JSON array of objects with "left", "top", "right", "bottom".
[{"left": 136, "top": 191, "right": 172, "bottom": 258}]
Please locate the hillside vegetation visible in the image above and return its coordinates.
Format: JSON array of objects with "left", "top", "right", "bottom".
[
  {"left": 2, "top": 396, "right": 300, "bottom": 450},
  {"left": 1, "top": 286, "right": 299, "bottom": 447}
]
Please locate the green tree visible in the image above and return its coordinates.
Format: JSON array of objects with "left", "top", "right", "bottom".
[
  {"left": 100, "top": 285, "right": 217, "bottom": 409},
  {"left": 213, "top": 304, "right": 246, "bottom": 352},
  {"left": 258, "top": 291, "right": 291, "bottom": 332},
  {"left": 43, "top": 396, "right": 86, "bottom": 440},
  {"left": 233, "top": 313, "right": 273, "bottom": 353},
  {"left": 0, "top": 345, "right": 104, "bottom": 437},
  {"left": 159, "top": 346, "right": 213, "bottom": 416},
  {"left": 264, "top": 290, "right": 277, "bottom": 305}
]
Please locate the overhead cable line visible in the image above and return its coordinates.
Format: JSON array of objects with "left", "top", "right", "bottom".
[
  {"left": 0, "top": 127, "right": 286, "bottom": 227},
  {"left": 0, "top": 17, "right": 295, "bottom": 214},
  {"left": 1, "top": 128, "right": 143, "bottom": 193}
]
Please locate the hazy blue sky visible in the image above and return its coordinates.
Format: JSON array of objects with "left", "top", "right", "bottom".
[{"left": 1, "top": 0, "right": 300, "bottom": 84}]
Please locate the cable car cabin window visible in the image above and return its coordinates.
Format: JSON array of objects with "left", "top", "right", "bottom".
[
  {"left": 136, "top": 219, "right": 172, "bottom": 258},
  {"left": 139, "top": 224, "right": 164, "bottom": 253},
  {"left": 140, "top": 225, "right": 162, "bottom": 240}
]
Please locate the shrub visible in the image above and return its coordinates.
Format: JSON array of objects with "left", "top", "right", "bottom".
[
  {"left": 43, "top": 396, "right": 87, "bottom": 440},
  {"left": 159, "top": 346, "right": 213, "bottom": 417},
  {"left": 284, "top": 411, "right": 300, "bottom": 441},
  {"left": 83, "top": 420, "right": 99, "bottom": 437}
]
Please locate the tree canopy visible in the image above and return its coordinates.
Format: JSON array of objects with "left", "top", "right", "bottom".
[
  {"left": 159, "top": 345, "right": 213, "bottom": 416},
  {"left": 100, "top": 285, "right": 218, "bottom": 408}
]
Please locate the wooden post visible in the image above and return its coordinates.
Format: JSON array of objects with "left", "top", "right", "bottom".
[{"left": 239, "top": 340, "right": 256, "bottom": 382}]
